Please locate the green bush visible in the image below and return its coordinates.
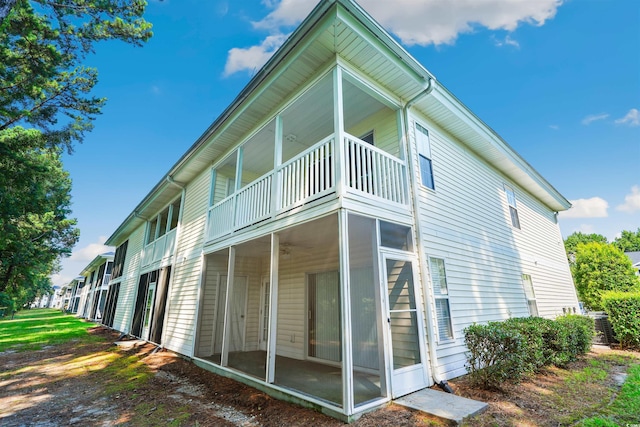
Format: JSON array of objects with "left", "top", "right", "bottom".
[
  {"left": 464, "top": 315, "right": 595, "bottom": 388},
  {"left": 503, "top": 317, "right": 553, "bottom": 372},
  {"left": 602, "top": 291, "right": 640, "bottom": 349},
  {"left": 552, "top": 315, "right": 595, "bottom": 366},
  {"left": 464, "top": 322, "right": 526, "bottom": 389}
]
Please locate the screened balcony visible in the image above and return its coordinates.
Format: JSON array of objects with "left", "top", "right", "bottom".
[{"left": 206, "top": 69, "right": 409, "bottom": 242}]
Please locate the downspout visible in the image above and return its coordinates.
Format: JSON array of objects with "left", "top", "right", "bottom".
[{"left": 402, "top": 77, "right": 453, "bottom": 392}]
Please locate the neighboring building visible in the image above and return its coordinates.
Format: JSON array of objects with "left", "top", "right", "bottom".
[
  {"left": 625, "top": 251, "right": 640, "bottom": 276},
  {"left": 78, "top": 253, "right": 114, "bottom": 321},
  {"left": 101, "top": 0, "right": 578, "bottom": 420},
  {"left": 65, "top": 277, "right": 86, "bottom": 313}
]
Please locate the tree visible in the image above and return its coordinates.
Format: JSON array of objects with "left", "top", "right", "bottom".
[
  {"left": 613, "top": 228, "right": 640, "bottom": 253},
  {"left": 1, "top": 0, "right": 152, "bottom": 152},
  {"left": 0, "top": 1, "right": 151, "bottom": 306},
  {"left": 0, "top": 128, "right": 79, "bottom": 296},
  {"left": 572, "top": 242, "right": 640, "bottom": 311},
  {"left": 564, "top": 232, "right": 608, "bottom": 266}
]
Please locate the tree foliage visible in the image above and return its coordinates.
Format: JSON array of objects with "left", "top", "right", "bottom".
[
  {"left": 564, "top": 232, "right": 608, "bottom": 266},
  {"left": 613, "top": 228, "right": 640, "bottom": 253},
  {"left": 1, "top": 0, "right": 152, "bottom": 152},
  {"left": 572, "top": 242, "right": 640, "bottom": 311},
  {"left": 0, "top": 1, "right": 151, "bottom": 308}
]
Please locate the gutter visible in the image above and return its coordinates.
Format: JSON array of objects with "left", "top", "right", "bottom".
[{"left": 402, "top": 77, "right": 450, "bottom": 389}]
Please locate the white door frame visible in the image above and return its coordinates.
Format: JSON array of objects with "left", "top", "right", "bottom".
[
  {"left": 258, "top": 277, "right": 270, "bottom": 351},
  {"left": 380, "top": 251, "right": 428, "bottom": 398},
  {"left": 141, "top": 281, "right": 157, "bottom": 341}
]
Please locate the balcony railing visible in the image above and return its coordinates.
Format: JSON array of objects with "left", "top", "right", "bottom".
[
  {"left": 141, "top": 228, "right": 177, "bottom": 267},
  {"left": 206, "top": 132, "right": 407, "bottom": 241}
]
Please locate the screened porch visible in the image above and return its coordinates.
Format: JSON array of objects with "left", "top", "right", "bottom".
[
  {"left": 194, "top": 212, "right": 427, "bottom": 415},
  {"left": 206, "top": 69, "right": 410, "bottom": 243}
]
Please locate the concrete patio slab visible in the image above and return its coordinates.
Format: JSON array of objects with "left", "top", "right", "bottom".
[{"left": 395, "top": 388, "right": 488, "bottom": 425}]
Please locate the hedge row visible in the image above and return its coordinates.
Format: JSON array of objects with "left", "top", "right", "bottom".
[
  {"left": 602, "top": 291, "right": 640, "bottom": 349},
  {"left": 464, "top": 315, "right": 595, "bottom": 389}
]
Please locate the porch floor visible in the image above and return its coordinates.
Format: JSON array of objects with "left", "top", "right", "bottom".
[{"left": 203, "top": 351, "right": 382, "bottom": 406}]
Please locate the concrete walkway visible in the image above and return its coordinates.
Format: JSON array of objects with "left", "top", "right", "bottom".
[{"left": 395, "top": 388, "right": 488, "bottom": 425}]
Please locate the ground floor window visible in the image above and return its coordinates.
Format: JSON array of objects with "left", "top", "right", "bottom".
[
  {"left": 429, "top": 257, "right": 454, "bottom": 341},
  {"left": 521, "top": 274, "right": 538, "bottom": 316}
]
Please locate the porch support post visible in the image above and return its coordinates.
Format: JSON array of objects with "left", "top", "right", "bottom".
[
  {"left": 266, "top": 233, "right": 279, "bottom": 383},
  {"left": 272, "top": 116, "right": 283, "bottom": 216},
  {"left": 339, "top": 210, "right": 354, "bottom": 414},
  {"left": 333, "top": 66, "right": 346, "bottom": 197},
  {"left": 221, "top": 246, "right": 236, "bottom": 367}
]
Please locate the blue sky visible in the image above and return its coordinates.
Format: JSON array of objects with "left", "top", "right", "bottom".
[{"left": 52, "top": 0, "right": 639, "bottom": 286}]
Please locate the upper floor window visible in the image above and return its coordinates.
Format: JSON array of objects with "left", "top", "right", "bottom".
[
  {"left": 504, "top": 185, "right": 521, "bottom": 229},
  {"left": 146, "top": 196, "right": 182, "bottom": 245},
  {"left": 112, "top": 240, "right": 128, "bottom": 280},
  {"left": 416, "top": 123, "right": 435, "bottom": 190}
]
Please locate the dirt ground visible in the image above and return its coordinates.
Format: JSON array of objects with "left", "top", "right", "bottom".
[{"left": 1, "top": 327, "right": 637, "bottom": 426}]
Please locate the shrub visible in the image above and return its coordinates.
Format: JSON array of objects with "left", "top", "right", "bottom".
[
  {"left": 464, "top": 322, "right": 526, "bottom": 389},
  {"left": 464, "top": 315, "right": 595, "bottom": 388},
  {"left": 602, "top": 291, "right": 640, "bottom": 349},
  {"left": 503, "top": 317, "right": 553, "bottom": 372},
  {"left": 552, "top": 315, "right": 595, "bottom": 366}
]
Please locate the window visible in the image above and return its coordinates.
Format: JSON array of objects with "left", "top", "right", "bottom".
[
  {"left": 429, "top": 257, "right": 453, "bottom": 341},
  {"left": 360, "top": 130, "right": 374, "bottom": 145},
  {"left": 146, "top": 196, "right": 182, "bottom": 245},
  {"left": 379, "top": 220, "right": 413, "bottom": 251},
  {"left": 416, "top": 123, "right": 435, "bottom": 190},
  {"left": 505, "top": 185, "right": 521, "bottom": 229},
  {"left": 521, "top": 274, "right": 538, "bottom": 316},
  {"left": 112, "top": 240, "right": 128, "bottom": 280}
]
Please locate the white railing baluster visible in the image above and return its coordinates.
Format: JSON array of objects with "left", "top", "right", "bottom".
[{"left": 343, "top": 133, "right": 407, "bottom": 206}]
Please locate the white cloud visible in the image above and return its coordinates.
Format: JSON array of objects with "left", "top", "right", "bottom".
[
  {"left": 493, "top": 34, "right": 520, "bottom": 48},
  {"left": 255, "top": 0, "right": 561, "bottom": 46},
  {"left": 69, "top": 236, "right": 113, "bottom": 263},
  {"left": 223, "top": 33, "right": 289, "bottom": 77},
  {"left": 614, "top": 108, "right": 640, "bottom": 127},
  {"left": 549, "top": 124, "right": 559, "bottom": 130},
  {"left": 559, "top": 197, "right": 609, "bottom": 219},
  {"left": 225, "top": 0, "right": 562, "bottom": 75},
  {"left": 616, "top": 185, "right": 640, "bottom": 213},
  {"left": 150, "top": 85, "right": 162, "bottom": 95},
  {"left": 581, "top": 113, "right": 609, "bottom": 125}
]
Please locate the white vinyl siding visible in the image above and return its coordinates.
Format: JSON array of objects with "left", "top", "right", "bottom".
[
  {"left": 429, "top": 257, "right": 453, "bottom": 342},
  {"left": 162, "top": 169, "right": 209, "bottom": 356},
  {"left": 409, "top": 114, "right": 578, "bottom": 379},
  {"left": 112, "top": 226, "right": 145, "bottom": 334}
]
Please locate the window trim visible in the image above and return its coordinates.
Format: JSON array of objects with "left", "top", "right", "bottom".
[
  {"left": 415, "top": 123, "right": 435, "bottom": 190},
  {"left": 429, "top": 256, "right": 454, "bottom": 342},
  {"left": 521, "top": 274, "right": 539, "bottom": 317}
]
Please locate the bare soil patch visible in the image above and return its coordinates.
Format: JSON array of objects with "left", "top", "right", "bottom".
[{"left": 1, "top": 327, "right": 637, "bottom": 426}]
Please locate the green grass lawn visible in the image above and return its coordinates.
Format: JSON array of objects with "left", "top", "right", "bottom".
[
  {"left": 579, "top": 362, "right": 640, "bottom": 426},
  {"left": 0, "top": 308, "right": 98, "bottom": 352}
]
